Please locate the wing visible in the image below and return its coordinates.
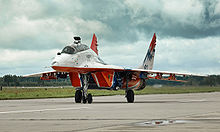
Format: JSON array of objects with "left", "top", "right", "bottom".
[
  {"left": 23, "top": 70, "right": 56, "bottom": 77},
  {"left": 23, "top": 70, "right": 68, "bottom": 80},
  {"left": 125, "top": 68, "right": 206, "bottom": 82},
  {"left": 51, "top": 66, "right": 206, "bottom": 82}
]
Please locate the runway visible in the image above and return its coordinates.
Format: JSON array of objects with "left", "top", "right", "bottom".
[{"left": 1, "top": 92, "right": 220, "bottom": 132}]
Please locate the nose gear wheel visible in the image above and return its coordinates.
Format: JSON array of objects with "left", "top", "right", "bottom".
[{"left": 75, "top": 74, "right": 93, "bottom": 104}]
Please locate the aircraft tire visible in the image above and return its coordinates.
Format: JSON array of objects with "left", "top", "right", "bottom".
[
  {"left": 126, "top": 90, "right": 134, "bottom": 103},
  {"left": 88, "top": 93, "right": 93, "bottom": 104},
  {"left": 83, "top": 96, "right": 87, "bottom": 104},
  {"left": 75, "top": 90, "right": 82, "bottom": 103}
]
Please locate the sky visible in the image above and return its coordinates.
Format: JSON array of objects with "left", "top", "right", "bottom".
[{"left": 0, "top": 0, "right": 220, "bottom": 76}]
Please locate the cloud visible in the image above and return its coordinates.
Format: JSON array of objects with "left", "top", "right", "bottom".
[
  {"left": 1, "top": 0, "right": 220, "bottom": 47},
  {"left": 99, "top": 35, "right": 220, "bottom": 74},
  {"left": 155, "top": 36, "right": 220, "bottom": 74},
  {"left": 0, "top": 0, "right": 219, "bottom": 76},
  {"left": 100, "top": 39, "right": 147, "bottom": 68},
  {"left": 130, "top": 0, "right": 220, "bottom": 38},
  {"left": 0, "top": 15, "right": 110, "bottom": 50},
  {"left": 0, "top": 48, "right": 58, "bottom": 76},
  {"left": 161, "top": 0, "right": 203, "bottom": 25},
  {"left": 0, "top": 49, "right": 57, "bottom": 66}
]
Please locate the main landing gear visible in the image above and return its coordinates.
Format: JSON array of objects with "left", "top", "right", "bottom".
[
  {"left": 125, "top": 72, "right": 134, "bottom": 103},
  {"left": 75, "top": 73, "right": 135, "bottom": 104},
  {"left": 126, "top": 89, "right": 134, "bottom": 103},
  {"left": 75, "top": 74, "right": 93, "bottom": 104}
]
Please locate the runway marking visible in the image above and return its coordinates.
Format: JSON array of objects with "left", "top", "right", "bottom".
[{"left": 0, "top": 107, "right": 89, "bottom": 114}]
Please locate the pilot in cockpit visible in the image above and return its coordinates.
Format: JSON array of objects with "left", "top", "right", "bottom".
[{"left": 60, "top": 37, "right": 89, "bottom": 55}]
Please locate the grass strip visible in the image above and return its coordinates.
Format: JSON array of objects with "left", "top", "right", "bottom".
[{"left": 0, "top": 86, "right": 220, "bottom": 100}]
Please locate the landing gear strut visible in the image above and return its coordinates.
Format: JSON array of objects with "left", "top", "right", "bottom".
[
  {"left": 125, "top": 72, "right": 134, "bottom": 103},
  {"left": 74, "top": 74, "right": 93, "bottom": 104}
]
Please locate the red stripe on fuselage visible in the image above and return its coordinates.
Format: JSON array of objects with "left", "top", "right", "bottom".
[
  {"left": 53, "top": 66, "right": 143, "bottom": 89},
  {"left": 52, "top": 66, "right": 123, "bottom": 73},
  {"left": 69, "top": 72, "right": 81, "bottom": 87},
  {"left": 91, "top": 71, "right": 114, "bottom": 88},
  {"left": 122, "top": 78, "right": 141, "bottom": 89}
]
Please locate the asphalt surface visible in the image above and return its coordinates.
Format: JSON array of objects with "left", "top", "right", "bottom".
[{"left": 0, "top": 92, "right": 220, "bottom": 132}]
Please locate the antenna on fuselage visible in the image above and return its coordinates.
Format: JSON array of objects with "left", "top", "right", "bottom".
[{"left": 73, "top": 36, "right": 81, "bottom": 45}]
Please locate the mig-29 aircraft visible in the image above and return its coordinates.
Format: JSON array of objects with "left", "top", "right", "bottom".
[{"left": 24, "top": 33, "right": 201, "bottom": 104}]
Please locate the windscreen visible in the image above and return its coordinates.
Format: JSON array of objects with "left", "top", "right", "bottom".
[
  {"left": 61, "top": 44, "right": 89, "bottom": 54},
  {"left": 61, "top": 46, "right": 75, "bottom": 54}
]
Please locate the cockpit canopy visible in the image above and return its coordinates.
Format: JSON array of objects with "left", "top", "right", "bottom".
[
  {"left": 61, "top": 44, "right": 89, "bottom": 54},
  {"left": 61, "top": 46, "right": 75, "bottom": 54}
]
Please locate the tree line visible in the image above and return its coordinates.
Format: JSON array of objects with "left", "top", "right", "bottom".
[
  {"left": 0, "top": 75, "right": 71, "bottom": 87},
  {"left": 147, "top": 75, "right": 220, "bottom": 86},
  {"left": 0, "top": 74, "right": 219, "bottom": 87}
]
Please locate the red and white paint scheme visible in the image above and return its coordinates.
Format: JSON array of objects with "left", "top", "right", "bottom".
[{"left": 24, "top": 33, "right": 203, "bottom": 104}]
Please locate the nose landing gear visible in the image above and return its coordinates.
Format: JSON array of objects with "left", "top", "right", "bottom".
[
  {"left": 75, "top": 74, "right": 93, "bottom": 104},
  {"left": 75, "top": 90, "right": 82, "bottom": 103},
  {"left": 75, "top": 90, "right": 93, "bottom": 104}
]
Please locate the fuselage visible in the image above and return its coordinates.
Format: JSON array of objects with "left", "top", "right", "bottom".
[
  {"left": 50, "top": 43, "right": 146, "bottom": 90},
  {"left": 51, "top": 43, "right": 122, "bottom": 70}
]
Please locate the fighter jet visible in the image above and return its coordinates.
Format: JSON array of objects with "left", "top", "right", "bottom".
[{"left": 24, "top": 33, "right": 202, "bottom": 104}]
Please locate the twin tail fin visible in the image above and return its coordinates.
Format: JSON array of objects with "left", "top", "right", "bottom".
[{"left": 139, "top": 33, "right": 156, "bottom": 70}]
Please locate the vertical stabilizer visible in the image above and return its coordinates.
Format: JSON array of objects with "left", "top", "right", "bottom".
[
  {"left": 90, "top": 33, "right": 98, "bottom": 55},
  {"left": 139, "top": 33, "right": 156, "bottom": 70}
]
